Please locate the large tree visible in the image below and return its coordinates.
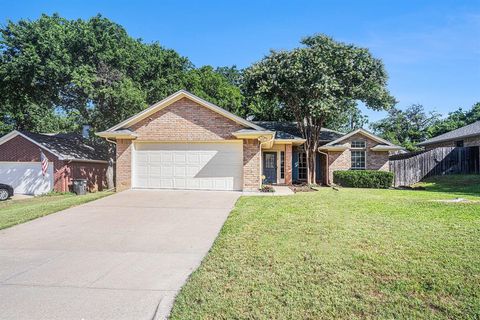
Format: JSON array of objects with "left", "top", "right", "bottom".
[
  {"left": 370, "top": 104, "right": 440, "bottom": 151},
  {"left": 244, "top": 34, "right": 395, "bottom": 183},
  {"left": 0, "top": 14, "right": 242, "bottom": 134},
  {"left": 428, "top": 102, "right": 480, "bottom": 137}
]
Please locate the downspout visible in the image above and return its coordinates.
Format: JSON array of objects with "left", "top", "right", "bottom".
[
  {"left": 105, "top": 138, "right": 117, "bottom": 192},
  {"left": 317, "top": 149, "right": 330, "bottom": 186},
  {"left": 258, "top": 133, "right": 276, "bottom": 188}
]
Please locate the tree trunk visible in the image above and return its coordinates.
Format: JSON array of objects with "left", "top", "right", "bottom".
[
  {"left": 306, "top": 146, "right": 317, "bottom": 185},
  {"left": 106, "top": 157, "right": 115, "bottom": 190}
]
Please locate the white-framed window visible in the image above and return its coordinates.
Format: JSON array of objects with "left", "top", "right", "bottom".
[
  {"left": 280, "top": 151, "right": 285, "bottom": 179},
  {"left": 298, "top": 152, "right": 307, "bottom": 180},
  {"left": 351, "top": 150, "right": 366, "bottom": 170},
  {"left": 351, "top": 140, "right": 366, "bottom": 148}
]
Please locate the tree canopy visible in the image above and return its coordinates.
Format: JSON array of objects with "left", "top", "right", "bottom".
[
  {"left": 370, "top": 104, "right": 440, "bottom": 151},
  {"left": 371, "top": 102, "right": 480, "bottom": 151},
  {"left": 0, "top": 14, "right": 242, "bottom": 134},
  {"left": 244, "top": 34, "right": 395, "bottom": 183}
]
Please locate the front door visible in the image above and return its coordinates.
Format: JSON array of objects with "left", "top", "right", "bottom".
[{"left": 263, "top": 152, "right": 277, "bottom": 184}]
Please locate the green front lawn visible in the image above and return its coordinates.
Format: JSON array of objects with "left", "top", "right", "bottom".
[
  {"left": 0, "top": 192, "right": 112, "bottom": 230},
  {"left": 171, "top": 176, "right": 480, "bottom": 319}
]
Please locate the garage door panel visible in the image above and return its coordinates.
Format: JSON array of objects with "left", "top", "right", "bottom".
[
  {"left": 133, "top": 143, "right": 243, "bottom": 191},
  {"left": 0, "top": 162, "right": 54, "bottom": 195}
]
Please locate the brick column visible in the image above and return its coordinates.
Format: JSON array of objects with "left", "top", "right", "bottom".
[
  {"left": 285, "top": 144, "right": 292, "bottom": 185},
  {"left": 243, "top": 139, "right": 261, "bottom": 191},
  {"left": 116, "top": 139, "right": 132, "bottom": 191}
]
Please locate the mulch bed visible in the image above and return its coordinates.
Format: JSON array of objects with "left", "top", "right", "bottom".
[{"left": 289, "top": 183, "right": 318, "bottom": 193}]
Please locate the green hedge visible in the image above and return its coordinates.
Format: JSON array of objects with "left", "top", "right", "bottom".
[{"left": 333, "top": 170, "right": 394, "bottom": 188}]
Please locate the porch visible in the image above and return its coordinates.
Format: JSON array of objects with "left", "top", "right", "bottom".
[{"left": 260, "top": 143, "right": 326, "bottom": 185}]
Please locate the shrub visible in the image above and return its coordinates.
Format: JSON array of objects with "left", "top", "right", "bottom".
[{"left": 333, "top": 170, "right": 393, "bottom": 188}]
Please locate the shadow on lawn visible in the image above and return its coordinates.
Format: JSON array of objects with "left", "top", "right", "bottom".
[{"left": 414, "top": 174, "right": 480, "bottom": 198}]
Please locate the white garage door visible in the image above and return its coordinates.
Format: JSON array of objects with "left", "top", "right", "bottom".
[
  {"left": 133, "top": 143, "right": 243, "bottom": 191},
  {"left": 0, "top": 162, "right": 54, "bottom": 195}
]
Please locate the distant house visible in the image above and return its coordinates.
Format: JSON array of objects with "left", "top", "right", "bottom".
[
  {"left": 96, "top": 90, "right": 403, "bottom": 191},
  {"left": 418, "top": 120, "right": 480, "bottom": 149},
  {"left": 0, "top": 131, "right": 109, "bottom": 195}
]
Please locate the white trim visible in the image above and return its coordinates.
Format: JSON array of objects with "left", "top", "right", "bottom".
[
  {"left": 350, "top": 149, "right": 366, "bottom": 170},
  {"left": 370, "top": 145, "right": 404, "bottom": 151},
  {"left": 106, "top": 90, "right": 264, "bottom": 132},
  {"left": 323, "top": 128, "right": 398, "bottom": 147},
  {"left": 0, "top": 130, "right": 63, "bottom": 159},
  {"left": 67, "top": 159, "right": 109, "bottom": 164}
]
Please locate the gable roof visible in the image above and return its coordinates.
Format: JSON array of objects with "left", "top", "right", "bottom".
[
  {"left": 253, "top": 121, "right": 344, "bottom": 142},
  {"left": 418, "top": 120, "right": 480, "bottom": 146},
  {"left": 0, "top": 130, "right": 109, "bottom": 162},
  {"left": 323, "top": 128, "right": 401, "bottom": 148},
  {"left": 103, "top": 90, "right": 263, "bottom": 134}
]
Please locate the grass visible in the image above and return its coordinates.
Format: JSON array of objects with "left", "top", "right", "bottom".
[
  {"left": 171, "top": 175, "right": 480, "bottom": 319},
  {"left": 0, "top": 191, "right": 112, "bottom": 230}
]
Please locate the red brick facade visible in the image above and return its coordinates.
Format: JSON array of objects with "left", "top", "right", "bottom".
[
  {"left": 285, "top": 144, "right": 293, "bottom": 185},
  {"left": 0, "top": 135, "right": 107, "bottom": 192},
  {"left": 130, "top": 98, "right": 244, "bottom": 141},
  {"left": 243, "top": 139, "right": 261, "bottom": 191},
  {"left": 116, "top": 139, "right": 132, "bottom": 192},
  {"left": 116, "top": 97, "right": 262, "bottom": 191},
  {"left": 327, "top": 133, "right": 390, "bottom": 184}
]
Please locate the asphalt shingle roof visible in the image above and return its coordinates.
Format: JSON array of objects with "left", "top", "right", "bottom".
[
  {"left": 253, "top": 121, "right": 344, "bottom": 142},
  {"left": 20, "top": 131, "right": 109, "bottom": 161},
  {"left": 418, "top": 120, "right": 480, "bottom": 146}
]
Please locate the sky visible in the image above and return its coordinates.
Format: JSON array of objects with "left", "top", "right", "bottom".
[{"left": 1, "top": 0, "right": 479, "bottom": 122}]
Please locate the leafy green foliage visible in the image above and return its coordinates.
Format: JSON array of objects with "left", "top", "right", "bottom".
[
  {"left": 429, "top": 102, "right": 480, "bottom": 137},
  {"left": 370, "top": 104, "right": 440, "bottom": 151},
  {"left": 0, "top": 14, "right": 241, "bottom": 134},
  {"left": 333, "top": 170, "right": 394, "bottom": 188},
  {"left": 244, "top": 34, "right": 395, "bottom": 183}
]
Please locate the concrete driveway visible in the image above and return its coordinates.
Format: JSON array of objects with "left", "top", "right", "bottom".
[{"left": 0, "top": 190, "right": 240, "bottom": 320}]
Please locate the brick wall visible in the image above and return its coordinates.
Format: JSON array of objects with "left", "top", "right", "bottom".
[
  {"left": 130, "top": 98, "right": 244, "bottom": 141},
  {"left": 68, "top": 162, "right": 108, "bottom": 192},
  {"left": 327, "top": 133, "right": 390, "bottom": 184},
  {"left": 0, "top": 135, "right": 68, "bottom": 192},
  {"left": 285, "top": 144, "right": 292, "bottom": 185},
  {"left": 116, "top": 139, "right": 132, "bottom": 191},
  {"left": 243, "top": 139, "right": 261, "bottom": 191}
]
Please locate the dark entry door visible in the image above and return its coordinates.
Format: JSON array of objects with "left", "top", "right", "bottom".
[{"left": 263, "top": 152, "right": 277, "bottom": 184}]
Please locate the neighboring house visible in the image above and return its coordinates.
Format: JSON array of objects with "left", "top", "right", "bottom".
[
  {"left": 418, "top": 120, "right": 480, "bottom": 149},
  {"left": 97, "top": 90, "right": 402, "bottom": 192},
  {"left": 0, "top": 131, "right": 109, "bottom": 195}
]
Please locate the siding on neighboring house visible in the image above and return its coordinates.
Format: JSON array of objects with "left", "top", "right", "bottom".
[
  {"left": 424, "top": 134, "right": 480, "bottom": 150},
  {"left": 0, "top": 135, "right": 107, "bottom": 192}
]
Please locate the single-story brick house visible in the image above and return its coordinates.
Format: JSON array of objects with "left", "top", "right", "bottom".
[
  {"left": 418, "top": 120, "right": 480, "bottom": 149},
  {"left": 97, "top": 90, "right": 402, "bottom": 191},
  {"left": 0, "top": 131, "right": 109, "bottom": 195}
]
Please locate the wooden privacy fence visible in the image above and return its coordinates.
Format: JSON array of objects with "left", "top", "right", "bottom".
[{"left": 389, "top": 146, "right": 480, "bottom": 187}]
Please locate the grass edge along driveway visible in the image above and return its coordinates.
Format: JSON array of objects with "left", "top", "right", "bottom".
[
  {"left": 170, "top": 176, "right": 480, "bottom": 319},
  {"left": 0, "top": 191, "right": 112, "bottom": 230}
]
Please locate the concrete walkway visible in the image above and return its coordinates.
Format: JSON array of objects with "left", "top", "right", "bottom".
[{"left": 0, "top": 190, "right": 240, "bottom": 320}]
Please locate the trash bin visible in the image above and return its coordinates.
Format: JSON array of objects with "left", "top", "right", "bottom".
[{"left": 72, "top": 179, "right": 87, "bottom": 195}]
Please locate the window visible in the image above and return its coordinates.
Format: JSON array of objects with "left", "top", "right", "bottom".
[
  {"left": 298, "top": 152, "right": 307, "bottom": 180},
  {"left": 455, "top": 140, "right": 464, "bottom": 147},
  {"left": 280, "top": 151, "right": 285, "bottom": 179},
  {"left": 351, "top": 150, "right": 366, "bottom": 170},
  {"left": 351, "top": 140, "right": 366, "bottom": 148}
]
